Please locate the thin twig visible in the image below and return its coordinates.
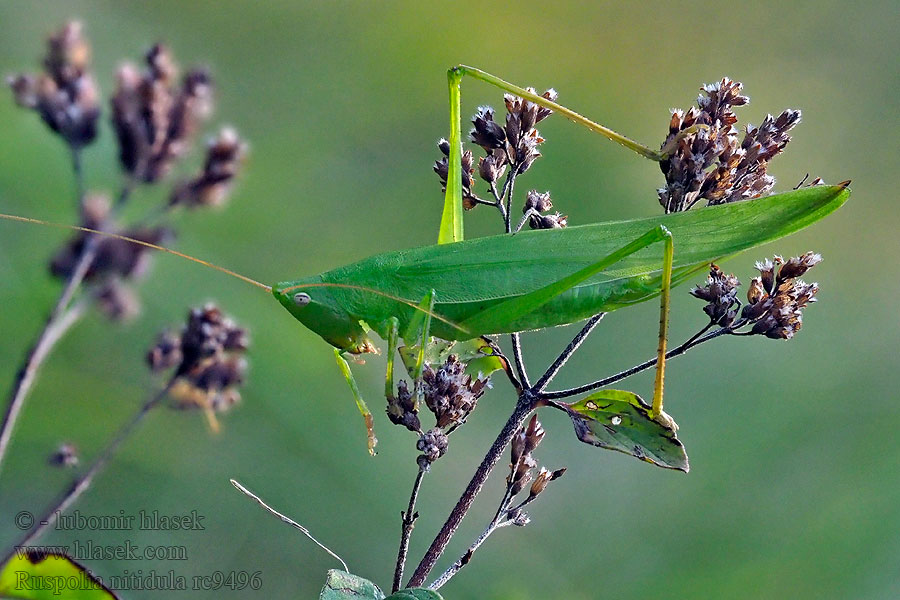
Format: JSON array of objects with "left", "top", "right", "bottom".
[
  {"left": 230, "top": 479, "right": 349, "bottom": 573},
  {"left": 4, "top": 380, "right": 173, "bottom": 562},
  {"left": 0, "top": 180, "right": 136, "bottom": 479},
  {"left": 0, "top": 300, "right": 88, "bottom": 479},
  {"left": 540, "top": 323, "right": 740, "bottom": 400},
  {"left": 407, "top": 395, "right": 535, "bottom": 587},
  {"left": 429, "top": 514, "right": 513, "bottom": 590},
  {"left": 532, "top": 313, "right": 605, "bottom": 393},
  {"left": 510, "top": 333, "right": 530, "bottom": 390},
  {"left": 393, "top": 467, "right": 426, "bottom": 592}
]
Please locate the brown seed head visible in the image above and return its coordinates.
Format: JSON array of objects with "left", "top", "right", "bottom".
[
  {"left": 421, "top": 355, "right": 490, "bottom": 430},
  {"left": 111, "top": 44, "right": 213, "bottom": 181},
  {"left": 170, "top": 127, "right": 247, "bottom": 208},
  {"left": 7, "top": 21, "right": 100, "bottom": 147},
  {"left": 690, "top": 264, "right": 741, "bottom": 326},
  {"left": 658, "top": 78, "right": 800, "bottom": 213},
  {"left": 741, "top": 252, "right": 822, "bottom": 339}
]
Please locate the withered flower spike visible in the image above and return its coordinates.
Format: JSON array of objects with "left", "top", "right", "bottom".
[
  {"left": 422, "top": 355, "right": 490, "bottom": 429},
  {"left": 387, "top": 380, "right": 421, "bottom": 433},
  {"left": 690, "top": 264, "right": 741, "bottom": 326},
  {"left": 416, "top": 427, "right": 449, "bottom": 469},
  {"left": 658, "top": 78, "right": 800, "bottom": 213},
  {"left": 7, "top": 21, "right": 100, "bottom": 147},
  {"left": 524, "top": 190, "right": 552, "bottom": 213},
  {"left": 470, "top": 106, "right": 506, "bottom": 151},
  {"left": 529, "top": 212, "right": 567, "bottom": 230},
  {"left": 741, "top": 253, "right": 822, "bottom": 339},
  {"left": 433, "top": 141, "right": 478, "bottom": 209},
  {"left": 170, "top": 127, "right": 247, "bottom": 208},
  {"left": 112, "top": 43, "right": 213, "bottom": 182},
  {"left": 147, "top": 304, "right": 250, "bottom": 416}
]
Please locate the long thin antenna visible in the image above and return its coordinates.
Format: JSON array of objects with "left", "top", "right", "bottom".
[
  {"left": 230, "top": 478, "right": 349, "bottom": 573},
  {"left": 0, "top": 213, "right": 272, "bottom": 292}
]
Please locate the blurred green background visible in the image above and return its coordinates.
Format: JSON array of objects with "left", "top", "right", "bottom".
[{"left": 0, "top": 2, "right": 897, "bottom": 599}]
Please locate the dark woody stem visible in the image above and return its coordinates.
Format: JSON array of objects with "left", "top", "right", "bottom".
[
  {"left": 406, "top": 395, "right": 536, "bottom": 587},
  {"left": 392, "top": 467, "right": 426, "bottom": 593},
  {"left": 2, "top": 379, "right": 174, "bottom": 563},
  {"left": 428, "top": 509, "right": 513, "bottom": 590},
  {"left": 540, "top": 322, "right": 740, "bottom": 401},
  {"left": 532, "top": 312, "right": 606, "bottom": 393}
]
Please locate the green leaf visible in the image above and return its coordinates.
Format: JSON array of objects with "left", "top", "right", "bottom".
[
  {"left": 566, "top": 390, "right": 689, "bottom": 472},
  {"left": 386, "top": 589, "right": 444, "bottom": 600},
  {"left": 0, "top": 552, "right": 118, "bottom": 599},
  {"left": 319, "top": 570, "right": 384, "bottom": 600},
  {"left": 399, "top": 338, "right": 504, "bottom": 378}
]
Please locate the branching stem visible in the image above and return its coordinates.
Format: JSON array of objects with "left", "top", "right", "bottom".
[
  {"left": 393, "top": 467, "right": 426, "bottom": 592},
  {"left": 3, "top": 380, "right": 173, "bottom": 562}
]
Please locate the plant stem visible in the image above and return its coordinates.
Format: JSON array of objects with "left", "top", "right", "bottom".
[
  {"left": 532, "top": 313, "right": 605, "bottom": 393},
  {"left": 392, "top": 467, "right": 426, "bottom": 593},
  {"left": 540, "top": 324, "right": 737, "bottom": 400},
  {"left": 0, "top": 180, "right": 135, "bottom": 479},
  {"left": 429, "top": 513, "right": 512, "bottom": 590},
  {"left": 406, "top": 395, "right": 535, "bottom": 587},
  {"left": 3, "top": 381, "right": 173, "bottom": 562},
  {"left": 0, "top": 300, "right": 88, "bottom": 480},
  {"left": 510, "top": 333, "right": 530, "bottom": 390}
]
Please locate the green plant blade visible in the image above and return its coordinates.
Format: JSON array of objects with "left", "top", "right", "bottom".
[
  {"left": 319, "top": 570, "right": 384, "bottom": 600},
  {"left": 566, "top": 390, "right": 688, "bottom": 472},
  {"left": 386, "top": 589, "right": 444, "bottom": 600},
  {"left": 0, "top": 552, "right": 118, "bottom": 599}
]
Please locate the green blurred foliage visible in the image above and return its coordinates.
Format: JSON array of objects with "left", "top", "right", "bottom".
[{"left": 0, "top": 2, "right": 897, "bottom": 599}]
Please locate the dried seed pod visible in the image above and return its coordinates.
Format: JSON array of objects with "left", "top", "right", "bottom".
[
  {"left": 111, "top": 44, "right": 212, "bottom": 181},
  {"left": 690, "top": 264, "right": 741, "bottom": 326},
  {"left": 170, "top": 127, "right": 246, "bottom": 208},
  {"left": 740, "top": 253, "right": 822, "bottom": 339},
  {"left": 658, "top": 78, "right": 800, "bottom": 213},
  {"left": 7, "top": 21, "right": 100, "bottom": 147}
]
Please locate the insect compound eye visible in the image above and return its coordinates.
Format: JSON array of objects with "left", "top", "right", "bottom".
[{"left": 292, "top": 292, "right": 311, "bottom": 306}]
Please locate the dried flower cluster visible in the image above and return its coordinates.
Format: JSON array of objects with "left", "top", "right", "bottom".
[
  {"left": 147, "top": 304, "right": 249, "bottom": 415},
  {"left": 112, "top": 43, "right": 212, "bottom": 181},
  {"left": 8, "top": 24, "right": 246, "bottom": 326},
  {"left": 742, "top": 252, "right": 821, "bottom": 339},
  {"left": 48, "top": 442, "right": 79, "bottom": 468},
  {"left": 7, "top": 22, "right": 100, "bottom": 147},
  {"left": 50, "top": 193, "right": 171, "bottom": 322},
  {"left": 523, "top": 189, "right": 567, "bottom": 230},
  {"left": 690, "top": 264, "right": 741, "bottom": 327},
  {"left": 434, "top": 86, "right": 565, "bottom": 232},
  {"left": 387, "top": 379, "right": 422, "bottom": 433},
  {"left": 659, "top": 78, "right": 801, "bottom": 213},
  {"left": 505, "top": 415, "right": 565, "bottom": 524},
  {"left": 170, "top": 127, "right": 247, "bottom": 208},
  {"left": 416, "top": 427, "right": 449, "bottom": 471},
  {"left": 433, "top": 138, "right": 478, "bottom": 209},
  {"left": 422, "top": 355, "right": 490, "bottom": 431}
]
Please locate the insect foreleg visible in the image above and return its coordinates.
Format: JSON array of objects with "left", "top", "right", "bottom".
[{"left": 334, "top": 349, "right": 377, "bottom": 456}]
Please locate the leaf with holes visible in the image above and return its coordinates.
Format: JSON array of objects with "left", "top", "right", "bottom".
[
  {"left": 319, "top": 570, "right": 384, "bottom": 600},
  {"left": 0, "top": 552, "right": 118, "bottom": 599},
  {"left": 566, "top": 389, "right": 688, "bottom": 472}
]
